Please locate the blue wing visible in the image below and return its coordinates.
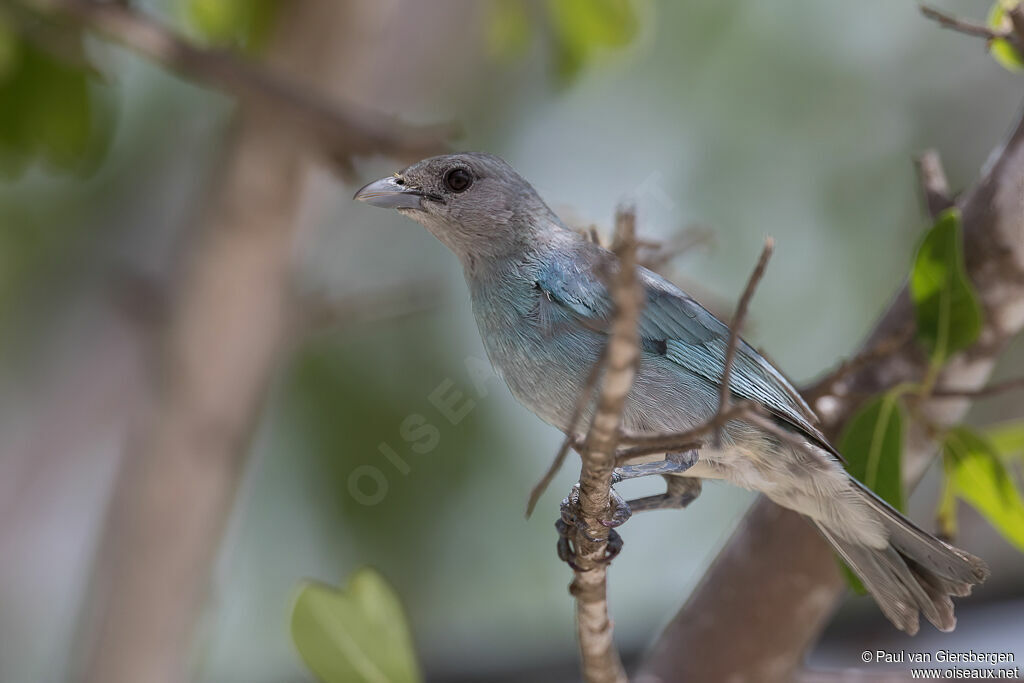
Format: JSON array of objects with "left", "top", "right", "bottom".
[{"left": 536, "top": 240, "right": 834, "bottom": 455}]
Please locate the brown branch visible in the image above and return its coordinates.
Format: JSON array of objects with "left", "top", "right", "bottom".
[
  {"left": 915, "top": 149, "right": 953, "bottom": 219},
  {"left": 566, "top": 207, "right": 641, "bottom": 683},
  {"left": 13, "top": 0, "right": 453, "bottom": 174},
  {"left": 617, "top": 400, "right": 757, "bottom": 456},
  {"left": 919, "top": 5, "right": 1006, "bottom": 41},
  {"left": 639, "top": 97, "right": 1024, "bottom": 682},
  {"left": 715, "top": 238, "right": 775, "bottom": 444},
  {"left": 67, "top": 3, "right": 449, "bottom": 682}
]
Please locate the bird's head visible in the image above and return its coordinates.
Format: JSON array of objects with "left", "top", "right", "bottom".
[{"left": 354, "top": 152, "right": 559, "bottom": 266}]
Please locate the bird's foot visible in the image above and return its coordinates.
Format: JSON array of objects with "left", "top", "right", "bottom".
[{"left": 555, "top": 483, "right": 630, "bottom": 570}]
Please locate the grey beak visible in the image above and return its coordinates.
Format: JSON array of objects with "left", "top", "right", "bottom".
[{"left": 353, "top": 176, "right": 425, "bottom": 210}]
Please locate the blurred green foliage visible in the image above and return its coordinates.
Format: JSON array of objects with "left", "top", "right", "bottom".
[
  {"left": 546, "top": 0, "right": 637, "bottom": 83},
  {"left": 291, "top": 568, "right": 422, "bottom": 683},
  {"left": 988, "top": 0, "right": 1024, "bottom": 72},
  {"left": 838, "top": 391, "right": 905, "bottom": 593},
  {"left": 486, "top": 0, "right": 638, "bottom": 84},
  {"left": 988, "top": 420, "right": 1024, "bottom": 463},
  {"left": 182, "top": 0, "right": 280, "bottom": 53},
  {"left": 909, "top": 209, "right": 982, "bottom": 368},
  {"left": 0, "top": 15, "right": 109, "bottom": 178},
  {"left": 939, "top": 427, "right": 1024, "bottom": 551}
]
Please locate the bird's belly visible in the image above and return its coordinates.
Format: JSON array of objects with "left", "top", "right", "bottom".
[{"left": 483, "top": 329, "right": 604, "bottom": 431}]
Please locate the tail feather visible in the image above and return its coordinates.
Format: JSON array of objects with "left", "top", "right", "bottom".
[{"left": 817, "top": 480, "right": 989, "bottom": 635}]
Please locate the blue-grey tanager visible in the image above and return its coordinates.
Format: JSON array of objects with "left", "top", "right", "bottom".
[{"left": 354, "top": 152, "right": 987, "bottom": 634}]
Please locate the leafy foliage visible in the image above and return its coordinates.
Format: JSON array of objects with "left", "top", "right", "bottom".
[
  {"left": 908, "top": 209, "right": 983, "bottom": 366},
  {"left": 988, "top": 0, "right": 1024, "bottom": 72},
  {"left": 940, "top": 427, "right": 1024, "bottom": 551},
  {"left": 986, "top": 420, "right": 1024, "bottom": 463},
  {"left": 0, "top": 16, "right": 109, "bottom": 178},
  {"left": 837, "top": 391, "right": 905, "bottom": 591},
  {"left": 546, "top": 0, "right": 637, "bottom": 83},
  {"left": 485, "top": 0, "right": 638, "bottom": 84},
  {"left": 291, "top": 568, "right": 422, "bottom": 683},
  {"left": 183, "top": 0, "right": 281, "bottom": 53}
]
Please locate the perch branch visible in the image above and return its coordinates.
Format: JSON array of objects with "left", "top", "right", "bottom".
[{"left": 566, "top": 206, "right": 642, "bottom": 683}]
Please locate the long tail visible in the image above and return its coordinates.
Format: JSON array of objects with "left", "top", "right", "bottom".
[{"left": 816, "top": 481, "right": 989, "bottom": 635}]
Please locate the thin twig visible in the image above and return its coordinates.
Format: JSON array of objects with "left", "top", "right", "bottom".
[
  {"left": 715, "top": 239, "right": 775, "bottom": 445},
  {"left": 618, "top": 401, "right": 757, "bottom": 455},
  {"left": 915, "top": 149, "right": 953, "bottom": 219},
  {"left": 14, "top": 0, "right": 453, "bottom": 173},
  {"left": 919, "top": 5, "right": 1006, "bottom": 41},
  {"left": 526, "top": 354, "right": 606, "bottom": 518},
  {"left": 568, "top": 206, "right": 641, "bottom": 683},
  {"left": 636, "top": 224, "right": 715, "bottom": 272},
  {"left": 296, "top": 280, "right": 443, "bottom": 335}
]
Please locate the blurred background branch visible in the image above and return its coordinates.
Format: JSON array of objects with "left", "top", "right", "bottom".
[{"left": 8, "top": 0, "right": 452, "bottom": 174}]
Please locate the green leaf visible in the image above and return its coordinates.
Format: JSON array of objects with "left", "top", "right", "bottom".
[
  {"left": 290, "top": 568, "right": 422, "bottom": 683},
  {"left": 0, "top": 35, "right": 107, "bottom": 178},
  {"left": 909, "top": 209, "right": 983, "bottom": 366},
  {"left": 986, "top": 420, "right": 1024, "bottom": 463},
  {"left": 184, "top": 0, "right": 280, "bottom": 52},
  {"left": 988, "top": 1, "right": 1024, "bottom": 72},
  {"left": 943, "top": 427, "right": 1024, "bottom": 552},
  {"left": 836, "top": 391, "right": 905, "bottom": 592},
  {"left": 545, "top": 0, "right": 637, "bottom": 83},
  {"left": 487, "top": 0, "right": 532, "bottom": 61}
]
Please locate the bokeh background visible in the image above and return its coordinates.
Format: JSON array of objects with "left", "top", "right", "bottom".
[{"left": 2, "top": 1, "right": 1023, "bottom": 681}]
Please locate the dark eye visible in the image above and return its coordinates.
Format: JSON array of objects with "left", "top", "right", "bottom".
[{"left": 444, "top": 168, "right": 473, "bottom": 193}]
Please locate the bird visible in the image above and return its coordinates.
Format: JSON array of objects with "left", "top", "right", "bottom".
[{"left": 354, "top": 152, "right": 988, "bottom": 635}]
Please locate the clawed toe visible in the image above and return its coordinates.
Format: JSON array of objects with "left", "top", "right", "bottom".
[{"left": 556, "top": 483, "right": 629, "bottom": 568}]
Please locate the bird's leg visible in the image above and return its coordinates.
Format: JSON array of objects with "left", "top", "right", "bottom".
[
  {"left": 612, "top": 449, "right": 698, "bottom": 482},
  {"left": 555, "top": 483, "right": 627, "bottom": 570},
  {"left": 624, "top": 474, "right": 702, "bottom": 513}
]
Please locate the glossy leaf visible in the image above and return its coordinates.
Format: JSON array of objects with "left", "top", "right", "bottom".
[
  {"left": 943, "top": 427, "right": 1024, "bottom": 552},
  {"left": 908, "top": 209, "right": 983, "bottom": 365},
  {"left": 988, "top": 1, "right": 1024, "bottom": 72},
  {"left": 836, "top": 392, "right": 905, "bottom": 591},
  {"left": 291, "top": 568, "right": 422, "bottom": 683},
  {"left": 545, "top": 0, "right": 637, "bottom": 83}
]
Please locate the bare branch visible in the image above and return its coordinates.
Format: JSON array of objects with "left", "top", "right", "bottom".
[
  {"left": 919, "top": 5, "right": 1005, "bottom": 41},
  {"left": 14, "top": 0, "right": 453, "bottom": 174},
  {"left": 567, "top": 206, "right": 641, "bottom": 683},
  {"left": 715, "top": 238, "right": 775, "bottom": 445},
  {"left": 915, "top": 149, "right": 953, "bottom": 219}
]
